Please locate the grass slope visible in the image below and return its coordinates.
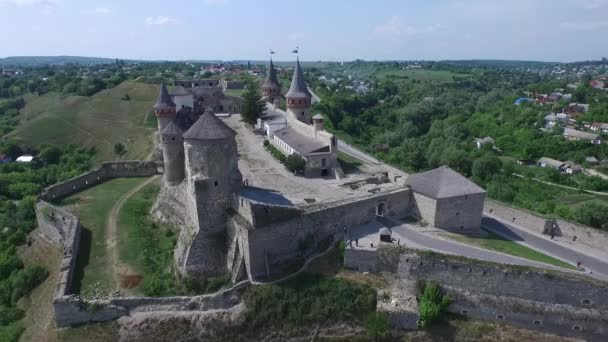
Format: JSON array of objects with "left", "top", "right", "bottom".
[
  {"left": 117, "top": 180, "right": 176, "bottom": 295},
  {"left": 60, "top": 178, "right": 148, "bottom": 295},
  {"left": 5, "top": 81, "right": 158, "bottom": 164},
  {"left": 442, "top": 231, "right": 576, "bottom": 270}
]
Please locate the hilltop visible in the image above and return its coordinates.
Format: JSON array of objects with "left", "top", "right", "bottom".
[{"left": 3, "top": 81, "right": 158, "bottom": 163}]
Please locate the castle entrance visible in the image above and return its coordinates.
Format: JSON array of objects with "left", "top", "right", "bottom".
[{"left": 376, "top": 201, "right": 385, "bottom": 217}]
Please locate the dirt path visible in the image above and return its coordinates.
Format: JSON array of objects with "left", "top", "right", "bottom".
[{"left": 106, "top": 176, "right": 160, "bottom": 291}]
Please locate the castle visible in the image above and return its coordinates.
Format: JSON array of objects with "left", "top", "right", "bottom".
[{"left": 152, "top": 59, "right": 486, "bottom": 282}]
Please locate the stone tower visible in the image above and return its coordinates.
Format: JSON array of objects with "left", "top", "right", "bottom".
[
  {"left": 160, "top": 121, "right": 185, "bottom": 186},
  {"left": 179, "top": 111, "right": 242, "bottom": 276},
  {"left": 286, "top": 57, "right": 312, "bottom": 124},
  {"left": 261, "top": 58, "right": 281, "bottom": 103},
  {"left": 154, "top": 82, "right": 177, "bottom": 132}
]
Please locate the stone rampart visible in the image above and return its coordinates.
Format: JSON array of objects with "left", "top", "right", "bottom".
[
  {"left": 40, "top": 160, "right": 160, "bottom": 201},
  {"left": 345, "top": 245, "right": 608, "bottom": 341},
  {"left": 35, "top": 201, "right": 81, "bottom": 298},
  {"left": 245, "top": 188, "right": 412, "bottom": 279},
  {"left": 484, "top": 199, "right": 608, "bottom": 255}
]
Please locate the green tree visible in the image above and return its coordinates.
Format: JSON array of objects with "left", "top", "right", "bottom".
[
  {"left": 241, "top": 80, "right": 264, "bottom": 125},
  {"left": 364, "top": 312, "right": 390, "bottom": 340},
  {"left": 472, "top": 153, "right": 502, "bottom": 185},
  {"left": 285, "top": 154, "right": 306, "bottom": 174},
  {"left": 114, "top": 143, "right": 126, "bottom": 156}
]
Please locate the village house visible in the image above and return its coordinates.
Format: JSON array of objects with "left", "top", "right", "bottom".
[
  {"left": 586, "top": 156, "right": 599, "bottom": 165},
  {"left": 474, "top": 137, "right": 495, "bottom": 149},
  {"left": 563, "top": 128, "right": 602, "bottom": 144},
  {"left": 538, "top": 157, "right": 565, "bottom": 170},
  {"left": 562, "top": 161, "right": 583, "bottom": 175},
  {"left": 544, "top": 113, "right": 570, "bottom": 128}
]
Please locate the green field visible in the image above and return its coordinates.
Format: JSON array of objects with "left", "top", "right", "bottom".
[
  {"left": 60, "top": 178, "right": 148, "bottom": 295},
  {"left": 5, "top": 81, "right": 158, "bottom": 164},
  {"left": 442, "top": 231, "right": 576, "bottom": 270},
  {"left": 117, "top": 180, "right": 176, "bottom": 294}
]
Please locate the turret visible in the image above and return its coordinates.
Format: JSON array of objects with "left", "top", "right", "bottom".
[
  {"left": 286, "top": 57, "right": 312, "bottom": 124},
  {"left": 160, "top": 121, "right": 185, "bottom": 186},
  {"left": 262, "top": 58, "right": 281, "bottom": 103},
  {"left": 182, "top": 111, "right": 242, "bottom": 234},
  {"left": 154, "top": 82, "right": 177, "bottom": 132}
]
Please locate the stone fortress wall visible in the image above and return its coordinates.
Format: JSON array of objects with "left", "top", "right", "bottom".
[
  {"left": 484, "top": 199, "right": 608, "bottom": 255},
  {"left": 345, "top": 246, "right": 608, "bottom": 341},
  {"left": 36, "top": 199, "right": 250, "bottom": 327},
  {"left": 40, "top": 161, "right": 161, "bottom": 202},
  {"left": 235, "top": 188, "right": 412, "bottom": 279}
]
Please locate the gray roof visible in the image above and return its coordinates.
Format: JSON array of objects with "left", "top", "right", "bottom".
[
  {"left": 406, "top": 166, "right": 486, "bottom": 199},
  {"left": 262, "top": 58, "right": 281, "bottom": 90},
  {"left": 285, "top": 58, "right": 312, "bottom": 99},
  {"left": 273, "top": 127, "right": 329, "bottom": 155},
  {"left": 537, "top": 157, "right": 564, "bottom": 168},
  {"left": 379, "top": 227, "right": 391, "bottom": 236},
  {"left": 563, "top": 128, "right": 600, "bottom": 141},
  {"left": 312, "top": 113, "right": 324, "bottom": 120},
  {"left": 182, "top": 111, "right": 236, "bottom": 141},
  {"left": 154, "top": 82, "right": 176, "bottom": 110},
  {"left": 170, "top": 85, "right": 192, "bottom": 96},
  {"left": 161, "top": 120, "right": 183, "bottom": 136}
]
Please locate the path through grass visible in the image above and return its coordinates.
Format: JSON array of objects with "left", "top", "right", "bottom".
[
  {"left": 60, "top": 178, "right": 148, "bottom": 296},
  {"left": 442, "top": 231, "right": 576, "bottom": 270}
]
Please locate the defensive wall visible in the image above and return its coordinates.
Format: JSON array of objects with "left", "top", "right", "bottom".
[
  {"left": 39, "top": 160, "right": 161, "bottom": 202},
  {"left": 345, "top": 245, "right": 608, "bottom": 341},
  {"left": 484, "top": 199, "right": 608, "bottom": 255},
  {"left": 236, "top": 187, "right": 412, "bottom": 280},
  {"left": 35, "top": 200, "right": 250, "bottom": 327}
]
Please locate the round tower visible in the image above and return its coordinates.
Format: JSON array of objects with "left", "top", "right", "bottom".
[
  {"left": 262, "top": 58, "right": 281, "bottom": 103},
  {"left": 286, "top": 56, "right": 312, "bottom": 124},
  {"left": 154, "top": 82, "right": 177, "bottom": 133},
  {"left": 160, "top": 121, "right": 185, "bottom": 186},
  {"left": 312, "top": 113, "right": 324, "bottom": 132}
]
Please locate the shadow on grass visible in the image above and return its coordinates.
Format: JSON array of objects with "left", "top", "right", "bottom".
[
  {"left": 338, "top": 156, "right": 363, "bottom": 174},
  {"left": 70, "top": 226, "right": 92, "bottom": 294}
]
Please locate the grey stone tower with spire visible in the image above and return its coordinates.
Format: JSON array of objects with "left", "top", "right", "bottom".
[
  {"left": 262, "top": 58, "right": 281, "bottom": 104},
  {"left": 159, "top": 121, "right": 185, "bottom": 186},
  {"left": 178, "top": 111, "right": 243, "bottom": 276},
  {"left": 154, "top": 82, "right": 177, "bottom": 132},
  {"left": 286, "top": 57, "right": 312, "bottom": 124}
]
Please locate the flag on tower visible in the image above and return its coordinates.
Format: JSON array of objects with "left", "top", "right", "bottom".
[
  {"left": 270, "top": 49, "right": 275, "bottom": 54},
  {"left": 292, "top": 47, "right": 299, "bottom": 54}
]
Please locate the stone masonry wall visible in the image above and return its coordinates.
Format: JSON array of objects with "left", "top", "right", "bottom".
[
  {"left": 345, "top": 245, "right": 608, "bottom": 341},
  {"left": 484, "top": 199, "right": 608, "bottom": 255},
  {"left": 40, "top": 161, "right": 160, "bottom": 201},
  {"left": 36, "top": 201, "right": 81, "bottom": 298},
  {"left": 245, "top": 188, "right": 412, "bottom": 279}
]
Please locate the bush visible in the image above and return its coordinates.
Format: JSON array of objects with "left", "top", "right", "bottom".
[
  {"left": 113, "top": 143, "right": 126, "bottom": 156},
  {"left": 285, "top": 154, "right": 306, "bottom": 174},
  {"left": 0, "top": 322, "right": 24, "bottom": 342},
  {"left": 0, "top": 306, "right": 24, "bottom": 325},
  {"left": 264, "top": 143, "right": 286, "bottom": 164},
  {"left": 263, "top": 139, "right": 269, "bottom": 147},
  {"left": 243, "top": 273, "right": 376, "bottom": 328},
  {"left": 364, "top": 312, "right": 390, "bottom": 340},
  {"left": 418, "top": 281, "right": 452, "bottom": 329}
]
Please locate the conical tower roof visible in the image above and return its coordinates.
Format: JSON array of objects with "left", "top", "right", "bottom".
[
  {"left": 262, "top": 58, "right": 281, "bottom": 89},
  {"left": 160, "top": 120, "right": 183, "bottom": 135},
  {"left": 182, "top": 111, "right": 236, "bottom": 141},
  {"left": 154, "top": 82, "right": 176, "bottom": 110},
  {"left": 285, "top": 57, "right": 311, "bottom": 99}
]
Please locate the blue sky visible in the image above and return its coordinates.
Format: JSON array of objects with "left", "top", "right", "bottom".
[{"left": 0, "top": 0, "right": 607, "bottom": 62}]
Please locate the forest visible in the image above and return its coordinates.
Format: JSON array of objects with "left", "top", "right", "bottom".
[{"left": 312, "top": 62, "right": 608, "bottom": 230}]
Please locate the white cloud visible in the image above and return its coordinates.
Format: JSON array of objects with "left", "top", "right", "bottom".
[
  {"left": 560, "top": 21, "right": 608, "bottom": 31},
  {"left": 204, "top": 0, "right": 227, "bottom": 5},
  {"left": 93, "top": 7, "right": 111, "bottom": 14},
  {"left": 0, "top": 0, "right": 56, "bottom": 7},
  {"left": 373, "top": 16, "right": 441, "bottom": 40},
  {"left": 145, "top": 16, "right": 177, "bottom": 25}
]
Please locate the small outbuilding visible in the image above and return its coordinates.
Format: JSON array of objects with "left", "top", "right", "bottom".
[
  {"left": 379, "top": 227, "right": 392, "bottom": 242},
  {"left": 406, "top": 166, "right": 486, "bottom": 233}
]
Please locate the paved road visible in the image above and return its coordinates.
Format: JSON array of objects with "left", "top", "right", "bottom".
[
  {"left": 482, "top": 215, "right": 608, "bottom": 280},
  {"left": 379, "top": 217, "right": 571, "bottom": 272}
]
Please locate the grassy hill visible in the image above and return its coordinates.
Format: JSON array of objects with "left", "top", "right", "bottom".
[{"left": 4, "top": 81, "right": 159, "bottom": 164}]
